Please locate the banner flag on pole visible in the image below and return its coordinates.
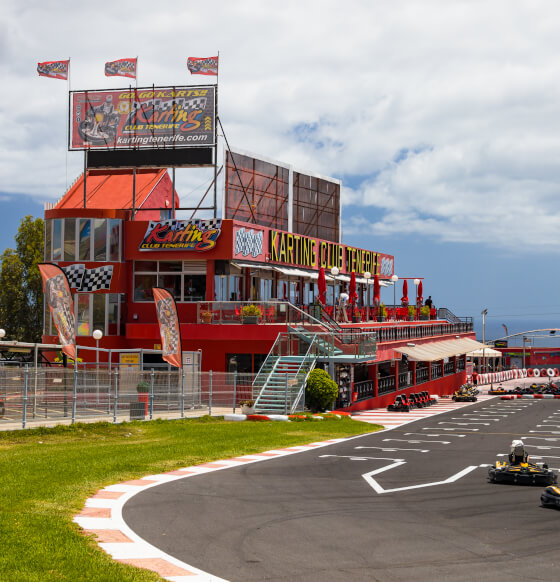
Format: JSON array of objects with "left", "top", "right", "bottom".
[
  {"left": 39, "top": 263, "right": 76, "bottom": 360},
  {"left": 105, "top": 58, "right": 137, "bottom": 78},
  {"left": 187, "top": 56, "right": 218, "bottom": 76},
  {"left": 153, "top": 287, "right": 182, "bottom": 369},
  {"left": 37, "top": 60, "right": 70, "bottom": 80}
]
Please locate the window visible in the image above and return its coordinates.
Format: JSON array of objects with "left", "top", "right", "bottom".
[
  {"left": 44, "top": 220, "right": 52, "bottom": 261},
  {"left": 133, "top": 261, "right": 206, "bottom": 302},
  {"left": 183, "top": 275, "right": 205, "bottom": 301},
  {"left": 64, "top": 219, "right": 76, "bottom": 260},
  {"left": 93, "top": 219, "right": 107, "bottom": 261},
  {"left": 77, "top": 295, "right": 90, "bottom": 336},
  {"left": 79, "top": 219, "right": 91, "bottom": 260},
  {"left": 108, "top": 219, "right": 121, "bottom": 262},
  {"left": 52, "top": 219, "right": 62, "bottom": 261},
  {"left": 159, "top": 274, "right": 181, "bottom": 300},
  {"left": 134, "top": 274, "right": 156, "bottom": 301},
  {"left": 92, "top": 294, "right": 106, "bottom": 334}
]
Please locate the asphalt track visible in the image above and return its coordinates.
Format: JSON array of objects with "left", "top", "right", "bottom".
[{"left": 123, "top": 399, "right": 560, "bottom": 581}]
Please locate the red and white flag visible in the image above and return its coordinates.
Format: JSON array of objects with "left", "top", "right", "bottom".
[
  {"left": 105, "top": 58, "right": 137, "bottom": 78},
  {"left": 39, "top": 264, "right": 76, "bottom": 360},
  {"left": 153, "top": 288, "right": 182, "bottom": 369},
  {"left": 187, "top": 56, "right": 218, "bottom": 76},
  {"left": 37, "top": 60, "right": 70, "bottom": 80}
]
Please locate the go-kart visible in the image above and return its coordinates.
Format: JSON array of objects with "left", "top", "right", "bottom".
[
  {"left": 489, "top": 385, "right": 507, "bottom": 395},
  {"left": 452, "top": 384, "right": 478, "bottom": 402},
  {"left": 541, "top": 485, "right": 560, "bottom": 508},
  {"left": 387, "top": 395, "right": 410, "bottom": 412},
  {"left": 488, "top": 460, "right": 557, "bottom": 486}
]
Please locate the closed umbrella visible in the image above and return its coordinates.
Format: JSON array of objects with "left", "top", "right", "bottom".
[
  {"left": 349, "top": 271, "right": 357, "bottom": 321},
  {"left": 402, "top": 279, "right": 408, "bottom": 304},
  {"left": 417, "top": 280, "right": 423, "bottom": 305},
  {"left": 318, "top": 267, "right": 326, "bottom": 306},
  {"left": 373, "top": 274, "right": 380, "bottom": 305}
]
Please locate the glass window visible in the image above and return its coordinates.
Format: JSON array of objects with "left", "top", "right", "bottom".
[
  {"left": 64, "top": 218, "right": 76, "bottom": 261},
  {"left": 92, "top": 294, "right": 106, "bottom": 334},
  {"left": 226, "top": 353, "right": 252, "bottom": 374},
  {"left": 93, "top": 219, "right": 107, "bottom": 261},
  {"left": 108, "top": 294, "right": 120, "bottom": 335},
  {"left": 183, "top": 275, "right": 205, "bottom": 301},
  {"left": 108, "top": 219, "right": 121, "bottom": 262},
  {"left": 230, "top": 275, "right": 242, "bottom": 301},
  {"left": 77, "top": 295, "right": 90, "bottom": 336},
  {"left": 158, "top": 274, "right": 181, "bottom": 300},
  {"left": 159, "top": 261, "right": 182, "bottom": 272},
  {"left": 254, "top": 354, "right": 267, "bottom": 373},
  {"left": 135, "top": 260, "right": 157, "bottom": 272},
  {"left": 134, "top": 274, "right": 157, "bottom": 302},
  {"left": 45, "top": 220, "right": 52, "bottom": 261},
  {"left": 79, "top": 219, "right": 91, "bottom": 260},
  {"left": 52, "top": 219, "right": 62, "bottom": 261}
]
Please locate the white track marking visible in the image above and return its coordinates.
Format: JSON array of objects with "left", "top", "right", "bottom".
[
  {"left": 405, "top": 432, "right": 465, "bottom": 438},
  {"left": 319, "top": 454, "right": 404, "bottom": 462},
  {"left": 439, "top": 421, "right": 490, "bottom": 426},
  {"left": 537, "top": 425, "right": 560, "bottom": 428},
  {"left": 529, "top": 431, "right": 560, "bottom": 434},
  {"left": 521, "top": 437, "right": 560, "bottom": 442},
  {"left": 383, "top": 438, "right": 450, "bottom": 444},
  {"left": 424, "top": 427, "right": 479, "bottom": 431},
  {"left": 362, "top": 464, "right": 478, "bottom": 494},
  {"left": 451, "top": 417, "right": 500, "bottom": 422},
  {"left": 355, "top": 446, "right": 429, "bottom": 453}
]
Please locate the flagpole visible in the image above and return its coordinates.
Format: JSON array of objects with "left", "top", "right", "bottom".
[
  {"left": 66, "top": 57, "right": 71, "bottom": 189},
  {"left": 214, "top": 51, "right": 219, "bottom": 219},
  {"left": 135, "top": 55, "right": 138, "bottom": 88}
]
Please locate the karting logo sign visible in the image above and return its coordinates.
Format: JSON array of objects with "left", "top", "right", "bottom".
[
  {"left": 234, "top": 227, "right": 264, "bottom": 259},
  {"left": 139, "top": 219, "right": 221, "bottom": 251}
]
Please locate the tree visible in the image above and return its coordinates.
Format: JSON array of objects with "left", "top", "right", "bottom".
[
  {"left": 305, "top": 368, "right": 339, "bottom": 412},
  {"left": 0, "top": 216, "right": 44, "bottom": 341}
]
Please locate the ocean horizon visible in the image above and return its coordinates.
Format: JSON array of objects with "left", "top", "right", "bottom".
[{"left": 472, "top": 315, "right": 560, "bottom": 347}]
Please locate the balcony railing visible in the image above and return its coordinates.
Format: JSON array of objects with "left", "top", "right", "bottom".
[
  {"left": 378, "top": 376, "right": 396, "bottom": 395},
  {"left": 444, "top": 361, "right": 455, "bottom": 375},
  {"left": 354, "top": 379, "right": 375, "bottom": 401}
]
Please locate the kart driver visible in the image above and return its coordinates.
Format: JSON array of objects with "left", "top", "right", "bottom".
[{"left": 509, "top": 439, "right": 529, "bottom": 465}]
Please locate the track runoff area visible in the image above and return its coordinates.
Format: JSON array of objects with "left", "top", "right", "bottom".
[{"left": 117, "top": 393, "right": 560, "bottom": 582}]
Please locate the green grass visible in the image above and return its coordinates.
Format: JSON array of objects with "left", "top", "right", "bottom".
[{"left": 0, "top": 416, "right": 378, "bottom": 581}]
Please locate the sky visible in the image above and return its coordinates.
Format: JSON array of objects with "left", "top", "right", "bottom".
[{"left": 1, "top": 0, "right": 560, "bottom": 341}]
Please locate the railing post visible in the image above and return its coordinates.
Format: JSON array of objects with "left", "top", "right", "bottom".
[
  {"left": 150, "top": 369, "right": 155, "bottom": 420},
  {"left": 23, "top": 365, "right": 28, "bottom": 429},
  {"left": 209, "top": 370, "right": 213, "bottom": 416},
  {"left": 181, "top": 368, "right": 185, "bottom": 418},
  {"left": 233, "top": 371, "right": 237, "bottom": 413},
  {"left": 71, "top": 365, "right": 78, "bottom": 424},
  {"left": 113, "top": 368, "right": 118, "bottom": 423},
  {"left": 284, "top": 373, "right": 288, "bottom": 414}
]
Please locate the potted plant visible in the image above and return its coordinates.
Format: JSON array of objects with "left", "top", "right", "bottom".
[
  {"left": 419, "top": 305, "right": 430, "bottom": 320},
  {"left": 408, "top": 305, "right": 416, "bottom": 321},
  {"left": 242, "top": 304, "right": 262, "bottom": 324},
  {"left": 377, "top": 303, "right": 388, "bottom": 322},
  {"left": 239, "top": 399, "right": 255, "bottom": 414},
  {"left": 201, "top": 310, "right": 213, "bottom": 324},
  {"left": 136, "top": 381, "right": 150, "bottom": 415}
]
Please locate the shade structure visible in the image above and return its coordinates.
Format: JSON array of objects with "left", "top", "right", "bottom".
[
  {"left": 373, "top": 274, "right": 380, "bottom": 304},
  {"left": 417, "top": 280, "right": 423, "bottom": 303},
  {"left": 318, "top": 267, "right": 326, "bottom": 305},
  {"left": 402, "top": 279, "right": 408, "bottom": 303},
  {"left": 349, "top": 271, "right": 357, "bottom": 304},
  {"left": 395, "top": 338, "right": 491, "bottom": 362}
]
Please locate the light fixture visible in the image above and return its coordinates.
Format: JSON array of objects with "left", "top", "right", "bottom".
[
  {"left": 133, "top": 313, "right": 138, "bottom": 320},
  {"left": 413, "top": 278, "right": 420, "bottom": 286},
  {"left": 0, "top": 329, "right": 5, "bottom": 339},
  {"left": 331, "top": 267, "right": 339, "bottom": 276},
  {"left": 364, "top": 271, "right": 371, "bottom": 280},
  {"left": 407, "top": 342, "right": 415, "bottom": 347},
  {"left": 391, "top": 274, "right": 399, "bottom": 283},
  {"left": 92, "top": 329, "right": 103, "bottom": 341}
]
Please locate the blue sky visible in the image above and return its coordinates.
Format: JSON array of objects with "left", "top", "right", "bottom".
[{"left": 2, "top": 0, "right": 560, "bottom": 342}]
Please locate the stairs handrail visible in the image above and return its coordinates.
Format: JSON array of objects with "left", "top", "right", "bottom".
[
  {"left": 252, "top": 333, "right": 283, "bottom": 392},
  {"left": 286, "top": 302, "right": 339, "bottom": 334},
  {"left": 290, "top": 334, "right": 319, "bottom": 412}
]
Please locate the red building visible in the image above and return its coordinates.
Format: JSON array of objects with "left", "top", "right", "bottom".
[{"left": 43, "top": 167, "right": 483, "bottom": 412}]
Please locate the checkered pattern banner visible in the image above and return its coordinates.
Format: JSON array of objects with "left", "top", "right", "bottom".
[{"left": 62, "top": 264, "right": 113, "bottom": 292}]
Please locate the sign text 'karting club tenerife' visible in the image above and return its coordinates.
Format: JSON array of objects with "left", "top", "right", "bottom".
[{"left": 69, "top": 85, "right": 216, "bottom": 150}]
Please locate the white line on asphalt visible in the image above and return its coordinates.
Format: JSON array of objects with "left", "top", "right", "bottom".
[
  {"left": 319, "top": 454, "right": 405, "bottom": 462},
  {"left": 537, "top": 425, "right": 560, "bottom": 428},
  {"left": 405, "top": 432, "right": 466, "bottom": 438},
  {"left": 355, "top": 446, "right": 429, "bottom": 453},
  {"left": 362, "top": 465, "right": 478, "bottom": 494},
  {"left": 451, "top": 417, "right": 500, "bottom": 422},
  {"left": 529, "top": 431, "right": 560, "bottom": 434},
  {"left": 521, "top": 437, "right": 560, "bottom": 442},
  {"left": 461, "top": 413, "right": 508, "bottom": 417},
  {"left": 424, "top": 427, "right": 479, "bottom": 431},
  {"left": 383, "top": 438, "right": 450, "bottom": 444},
  {"left": 439, "top": 421, "right": 490, "bottom": 426}
]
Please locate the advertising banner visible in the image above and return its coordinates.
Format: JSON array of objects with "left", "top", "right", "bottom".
[
  {"left": 105, "top": 58, "right": 137, "bottom": 78},
  {"left": 69, "top": 85, "right": 215, "bottom": 150},
  {"left": 39, "top": 264, "right": 76, "bottom": 360},
  {"left": 37, "top": 60, "right": 70, "bottom": 80},
  {"left": 153, "top": 287, "right": 182, "bottom": 369},
  {"left": 187, "top": 56, "right": 218, "bottom": 76},
  {"left": 139, "top": 219, "right": 222, "bottom": 251}
]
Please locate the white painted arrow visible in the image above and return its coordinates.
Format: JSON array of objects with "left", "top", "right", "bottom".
[
  {"left": 319, "top": 454, "right": 404, "bottom": 462},
  {"left": 424, "top": 427, "right": 479, "bottom": 431},
  {"left": 362, "top": 464, "right": 479, "bottom": 494},
  {"left": 451, "top": 417, "right": 499, "bottom": 422}
]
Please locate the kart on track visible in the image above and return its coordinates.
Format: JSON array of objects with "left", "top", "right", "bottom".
[
  {"left": 488, "top": 460, "right": 557, "bottom": 486},
  {"left": 541, "top": 485, "right": 560, "bottom": 508},
  {"left": 489, "top": 386, "right": 507, "bottom": 395},
  {"left": 452, "top": 385, "right": 478, "bottom": 402}
]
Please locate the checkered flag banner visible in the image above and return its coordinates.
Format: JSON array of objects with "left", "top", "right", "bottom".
[
  {"left": 153, "top": 287, "right": 182, "bottom": 369},
  {"left": 62, "top": 264, "right": 86, "bottom": 289},
  {"left": 145, "top": 218, "right": 221, "bottom": 232},
  {"left": 80, "top": 266, "right": 114, "bottom": 292}
]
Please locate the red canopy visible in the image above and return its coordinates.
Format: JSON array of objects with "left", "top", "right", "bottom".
[
  {"left": 318, "top": 267, "right": 326, "bottom": 305},
  {"left": 401, "top": 279, "right": 408, "bottom": 303},
  {"left": 349, "top": 271, "right": 357, "bottom": 304},
  {"left": 373, "top": 274, "right": 380, "bottom": 304}
]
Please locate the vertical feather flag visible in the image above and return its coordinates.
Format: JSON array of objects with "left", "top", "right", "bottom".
[
  {"left": 153, "top": 288, "right": 182, "bottom": 368},
  {"left": 39, "top": 264, "right": 76, "bottom": 359}
]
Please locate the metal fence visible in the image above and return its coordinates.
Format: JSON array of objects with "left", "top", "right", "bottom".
[{"left": 0, "top": 366, "right": 257, "bottom": 430}]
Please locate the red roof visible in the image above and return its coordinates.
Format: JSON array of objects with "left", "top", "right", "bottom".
[{"left": 55, "top": 169, "right": 178, "bottom": 211}]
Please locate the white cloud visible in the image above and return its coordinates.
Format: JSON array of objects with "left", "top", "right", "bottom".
[{"left": 1, "top": 0, "right": 560, "bottom": 253}]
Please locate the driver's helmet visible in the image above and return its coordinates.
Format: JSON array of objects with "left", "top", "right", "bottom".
[{"left": 511, "top": 439, "right": 525, "bottom": 455}]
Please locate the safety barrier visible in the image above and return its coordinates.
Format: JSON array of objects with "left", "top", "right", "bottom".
[{"left": 471, "top": 368, "right": 560, "bottom": 386}]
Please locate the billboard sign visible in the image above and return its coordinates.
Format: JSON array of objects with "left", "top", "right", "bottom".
[
  {"left": 139, "top": 219, "right": 222, "bottom": 251},
  {"left": 69, "top": 86, "right": 215, "bottom": 150}
]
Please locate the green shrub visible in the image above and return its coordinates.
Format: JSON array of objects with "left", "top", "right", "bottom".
[
  {"left": 305, "top": 369, "right": 339, "bottom": 412},
  {"left": 242, "top": 304, "right": 262, "bottom": 317},
  {"left": 136, "top": 381, "right": 150, "bottom": 393}
]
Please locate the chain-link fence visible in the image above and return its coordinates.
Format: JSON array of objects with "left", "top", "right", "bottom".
[{"left": 0, "top": 366, "right": 257, "bottom": 429}]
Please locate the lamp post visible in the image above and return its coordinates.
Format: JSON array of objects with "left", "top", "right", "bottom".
[
  {"left": 391, "top": 275, "right": 398, "bottom": 320},
  {"left": 93, "top": 329, "right": 103, "bottom": 404},
  {"left": 522, "top": 335, "right": 526, "bottom": 370},
  {"left": 364, "top": 271, "right": 371, "bottom": 321},
  {"left": 481, "top": 309, "right": 488, "bottom": 374}
]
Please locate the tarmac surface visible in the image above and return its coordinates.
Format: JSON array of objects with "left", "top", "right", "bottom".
[{"left": 120, "top": 382, "right": 560, "bottom": 581}]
